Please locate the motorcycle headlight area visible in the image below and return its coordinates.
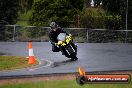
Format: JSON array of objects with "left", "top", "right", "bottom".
[{"left": 58, "top": 41, "right": 66, "bottom": 46}]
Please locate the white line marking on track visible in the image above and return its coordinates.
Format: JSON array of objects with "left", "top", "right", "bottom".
[{"left": 28, "top": 60, "right": 53, "bottom": 71}]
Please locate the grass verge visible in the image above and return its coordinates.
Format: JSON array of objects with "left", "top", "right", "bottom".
[
  {"left": 0, "top": 79, "right": 131, "bottom": 88},
  {"left": 0, "top": 56, "right": 38, "bottom": 71}
]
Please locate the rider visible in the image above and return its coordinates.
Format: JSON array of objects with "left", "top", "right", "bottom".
[
  {"left": 49, "top": 22, "right": 78, "bottom": 60},
  {"left": 49, "top": 22, "right": 68, "bottom": 52}
]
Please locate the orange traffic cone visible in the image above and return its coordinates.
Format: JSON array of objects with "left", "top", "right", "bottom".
[{"left": 28, "top": 42, "right": 36, "bottom": 64}]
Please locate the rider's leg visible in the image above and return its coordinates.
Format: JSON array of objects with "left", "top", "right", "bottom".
[{"left": 52, "top": 44, "right": 60, "bottom": 52}]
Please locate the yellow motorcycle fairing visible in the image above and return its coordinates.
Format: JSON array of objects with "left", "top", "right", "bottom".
[
  {"left": 57, "top": 35, "right": 72, "bottom": 46},
  {"left": 57, "top": 41, "right": 66, "bottom": 46},
  {"left": 66, "top": 36, "right": 72, "bottom": 44}
]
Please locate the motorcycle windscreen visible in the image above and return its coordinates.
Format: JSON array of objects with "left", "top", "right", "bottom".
[{"left": 57, "top": 33, "right": 66, "bottom": 41}]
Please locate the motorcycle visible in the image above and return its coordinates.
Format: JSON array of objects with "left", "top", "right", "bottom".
[{"left": 56, "top": 33, "right": 78, "bottom": 61}]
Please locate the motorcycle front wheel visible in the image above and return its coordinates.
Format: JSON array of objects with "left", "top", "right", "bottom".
[{"left": 65, "top": 44, "right": 78, "bottom": 61}]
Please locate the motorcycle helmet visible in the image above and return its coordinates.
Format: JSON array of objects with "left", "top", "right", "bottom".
[{"left": 49, "top": 22, "right": 58, "bottom": 31}]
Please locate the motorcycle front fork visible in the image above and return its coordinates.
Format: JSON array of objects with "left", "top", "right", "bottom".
[{"left": 70, "top": 42, "right": 77, "bottom": 52}]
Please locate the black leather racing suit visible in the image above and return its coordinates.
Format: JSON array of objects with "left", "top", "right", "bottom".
[{"left": 48, "top": 27, "right": 68, "bottom": 52}]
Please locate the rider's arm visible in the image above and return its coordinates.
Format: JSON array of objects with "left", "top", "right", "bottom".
[
  {"left": 59, "top": 28, "right": 69, "bottom": 35},
  {"left": 61, "top": 29, "right": 71, "bottom": 36},
  {"left": 48, "top": 31, "right": 56, "bottom": 45}
]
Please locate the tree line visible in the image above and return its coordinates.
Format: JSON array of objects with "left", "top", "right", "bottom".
[{"left": 0, "top": 0, "right": 132, "bottom": 30}]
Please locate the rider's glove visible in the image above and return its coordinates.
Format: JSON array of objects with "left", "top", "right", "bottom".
[
  {"left": 55, "top": 43, "right": 58, "bottom": 46},
  {"left": 69, "top": 34, "right": 72, "bottom": 36}
]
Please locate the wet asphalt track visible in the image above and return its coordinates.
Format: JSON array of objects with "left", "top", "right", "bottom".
[{"left": 0, "top": 42, "right": 132, "bottom": 76}]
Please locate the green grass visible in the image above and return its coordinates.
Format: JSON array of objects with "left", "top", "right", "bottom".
[
  {"left": 0, "top": 56, "right": 37, "bottom": 71},
  {"left": 16, "top": 20, "right": 29, "bottom": 26},
  {"left": 16, "top": 10, "right": 32, "bottom": 26},
  {"left": 19, "top": 10, "right": 32, "bottom": 20},
  {"left": 0, "top": 80, "right": 131, "bottom": 88}
]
